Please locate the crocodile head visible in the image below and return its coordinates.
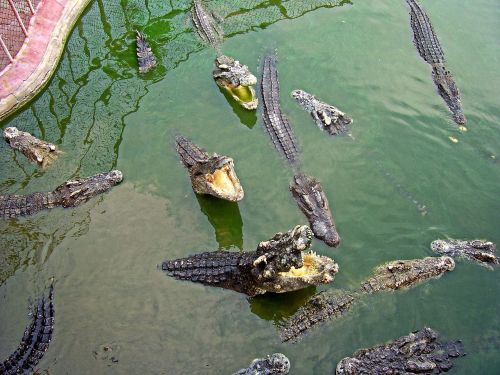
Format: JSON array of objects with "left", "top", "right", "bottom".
[
  {"left": 4, "top": 126, "right": 60, "bottom": 167},
  {"left": 432, "top": 66, "right": 466, "bottom": 125},
  {"left": 213, "top": 55, "right": 258, "bottom": 110},
  {"left": 54, "top": 170, "right": 123, "bottom": 208},
  {"left": 431, "top": 239, "right": 498, "bottom": 266},
  {"left": 190, "top": 154, "right": 244, "bottom": 202},
  {"left": 252, "top": 225, "right": 339, "bottom": 294}
]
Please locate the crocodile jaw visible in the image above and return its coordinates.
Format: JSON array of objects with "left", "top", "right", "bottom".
[
  {"left": 259, "top": 252, "right": 338, "bottom": 294},
  {"left": 217, "top": 81, "right": 258, "bottom": 110},
  {"left": 192, "top": 158, "right": 244, "bottom": 202}
]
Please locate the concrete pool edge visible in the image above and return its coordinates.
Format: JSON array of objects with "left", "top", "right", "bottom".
[{"left": 0, "top": 0, "right": 93, "bottom": 122}]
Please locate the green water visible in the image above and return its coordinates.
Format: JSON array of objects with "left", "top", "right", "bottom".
[{"left": 1, "top": 0, "right": 499, "bottom": 373}]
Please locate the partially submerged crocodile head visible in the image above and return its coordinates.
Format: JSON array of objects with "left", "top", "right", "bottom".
[
  {"left": 431, "top": 239, "right": 498, "bottom": 267},
  {"left": 175, "top": 135, "right": 244, "bottom": 202},
  {"left": 3, "top": 126, "right": 60, "bottom": 167},
  {"left": 54, "top": 170, "right": 123, "bottom": 208},
  {"left": 233, "top": 353, "right": 290, "bottom": 375},
  {"left": 213, "top": 55, "right": 258, "bottom": 110},
  {"left": 162, "top": 225, "right": 338, "bottom": 296},
  {"left": 432, "top": 65, "right": 466, "bottom": 125}
]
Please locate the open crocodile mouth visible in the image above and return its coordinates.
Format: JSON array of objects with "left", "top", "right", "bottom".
[
  {"left": 221, "top": 83, "right": 258, "bottom": 110},
  {"left": 280, "top": 251, "right": 338, "bottom": 281},
  {"left": 204, "top": 164, "right": 244, "bottom": 201}
]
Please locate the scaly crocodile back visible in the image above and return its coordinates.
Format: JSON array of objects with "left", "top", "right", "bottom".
[
  {"left": 175, "top": 135, "right": 210, "bottom": 169},
  {"left": 136, "top": 31, "right": 157, "bottom": 74},
  {"left": 261, "top": 53, "right": 299, "bottom": 164},
  {"left": 0, "top": 285, "right": 54, "bottom": 374},
  {"left": 192, "top": 0, "right": 223, "bottom": 49},
  {"left": 162, "top": 251, "right": 257, "bottom": 294},
  {"left": 0, "top": 192, "right": 57, "bottom": 219}
]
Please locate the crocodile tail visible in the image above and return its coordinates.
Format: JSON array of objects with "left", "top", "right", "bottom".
[
  {"left": 175, "top": 135, "right": 209, "bottom": 168},
  {"left": 0, "top": 284, "right": 54, "bottom": 374},
  {"left": 136, "top": 30, "right": 157, "bottom": 74},
  {"left": 162, "top": 251, "right": 242, "bottom": 286}
]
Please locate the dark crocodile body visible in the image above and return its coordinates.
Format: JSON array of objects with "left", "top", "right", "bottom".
[
  {"left": 260, "top": 53, "right": 299, "bottom": 164},
  {"left": 135, "top": 31, "right": 157, "bottom": 74},
  {"left": 232, "top": 353, "right": 290, "bottom": 375},
  {"left": 0, "top": 170, "right": 123, "bottom": 219},
  {"left": 336, "top": 327, "right": 466, "bottom": 374},
  {"left": 280, "top": 289, "right": 356, "bottom": 343},
  {"left": 406, "top": 0, "right": 466, "bottom": 125},
  {"left": 431, "top": 239, "right": 498, "bottom": 268},
  {"left": 290, "top": 174, "right": 340, "bottom": 247},
  {"left": 162, "top": 225, "right": 338, "bottom": 296},
  {"left": 0, "top": 286, "right": 54, "bottom": 375},
  {"left": 192, "top": 0, "right": 223, "bottom": 49},
  {"left": 175, "top": 135, "right": 211, "bottom": 168}
]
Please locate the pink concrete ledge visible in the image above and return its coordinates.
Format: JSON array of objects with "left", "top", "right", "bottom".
[{"left": 0, "top": 0, "right": 92, "bottom": 122}]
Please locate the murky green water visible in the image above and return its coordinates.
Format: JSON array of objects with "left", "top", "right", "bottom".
[{"left": 1, "top": 0, "right": 499, "bottom": 373}]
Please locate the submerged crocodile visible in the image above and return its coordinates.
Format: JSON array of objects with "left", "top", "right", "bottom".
[
  {"left": 191, "top": 0, "right": 223, "bottom": 50},
  {"left": 336, "top": 327, "right": 466, "bottom": 374},
  {"left": 406, "top": 0, "right": 466, "bottom": 125},
  {"left": 0, "top": 285, "right": 54, "bottom": 375},
  {"left": 291, "top": 90, "right": 352, "bottom": 136},
  {"left": 232, "top": 353, "right": 290, "bottom": 375},
  {"left": 135, "top": 31, "right": 157, "bottom": 74},
  {"left": 162, "top": 225, "right": 338, "bottom": 296},
  {"left": 360, "top": 256, "right": 455, "bottom": 293},
  {"left": 279, "top": 256, "right": 454, "bottom": 342},
  {"left": 175, "top": 135, "right": 244, "bottom": 202},
  {"left": 290, "top": 174, "right": 340, "bottom": 247},
  {"left": 213, "top": 55, "right": 258, "bottom": 110},
  {"left": 260, "top": 52, "right": 300, "bottom": 164},
  {"left": 0, "top": 170, "right": 123, "bottom": 219},
  {"left": 3, "top": 127, "right": 60, "bottom": 168},
  {"left": 431, "top": 239, "right": 498, "bottom": 268}
]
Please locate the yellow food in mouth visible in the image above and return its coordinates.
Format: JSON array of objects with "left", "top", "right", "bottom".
[
  {"left": 280, "top": 253, "right": 320, "bottom": 278},
  {"left": 206, "top": 166, "right": 239, "bottom": 195}
]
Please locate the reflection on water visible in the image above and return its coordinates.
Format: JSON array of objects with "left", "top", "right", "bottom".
[
  {"left": 248, "top": 286, "right": 316, "bottom": 322},
  {"left": 196, "top": 194, "right": 243, "bottom": 249},
  {"left": 216, "top": 86, "right": 258, "bottom": 129}
]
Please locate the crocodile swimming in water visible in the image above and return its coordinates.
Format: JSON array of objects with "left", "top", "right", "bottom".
[
  {"left": 232, "top": 353, "right": 290, "bottom": 375},
  {"left": 431, "top": 239, "right": 498, "bottom": 268},
  {"left": 291, "top": 90, "right": 352, "bottom": 136},
  {"left": 135, "top": 30, "right": 157, "bottom": 74},
  {"left": 290, "top": 174, "right": 340, "bottom": 247},
  {"left": 406, "top": 0, "right": 466, "bottom": 125},
  {"left": 279, "top": 256, "right": 454, "bottom": 342},
  {"left": 336, "top": 327, "right": 466, "bottom": 374},
  {"left": 0, "top": 285, "right": 54, "bottom": 375},
  {"left": 260, "top": 52, "right": 300, "bottom": 165},
  {"left": 175, "top": 135, "right": 244, "bottom": 202},
  {"left": 191, "top": 0, "right": 223, "bottom": 50},
  {"left": 162, "top": 225, "right": 338, "bottom": 296},
  {"left": 3, "top": 127, "right": 60, "bottom": 168},
  {"left": 0, "top": 170, "right": 123, "bottom": 219},
  {"left": 213, "top": 55, "right": 258, "bottom": 110}
]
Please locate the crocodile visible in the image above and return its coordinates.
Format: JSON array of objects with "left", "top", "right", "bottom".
[
  {"left": 232, "top": 353, "right": 290, "bottom": 375},
  {"left": 406, "top": 0, "right": 466, "bottom": 125},
  {"left": 290, "top": 173, "right": 340, "bottom": 247},
  {"left": 3, "top": 127, "right": 60, "bottom": 168},
  {"left": 279, "top": 289, "right": 356, "bottom": 342},
  {"left": 175, "top": 135, "right": 244, "bottom": 202},
  {"left": 431, "top": 239, "right": 498, "bottom": 268},
  {"left": 0, "top": 285, "right": 54, "bottom": 375},
  {"left": 213, "top": 55, "right": 258, "bottom": 110},
  {"left": 336, "top": 327, "right": 466, "bottom": 374},
  {"left": 135, "top": 30, "right": 157, "bottom": 74},
  {"left": 0, "top": 170, "right": 123, "bottom": 219},
  {"left": 279, "top": 256, "right": 454, "bottom": 342},
  {"left": 260, "top": 52, "right": 300, "bottom": 164},
  {"left": 360, "top": 256, "right": 455, "bottom": 293},
  {"left": 162, "top": 225, "right": 338, "bottom": 296},
  {"left": 291, "top": 90, "right": 352, "bottom": 136},
  {"left": 191, "top": 0, "right": 223, "bottom": 50}
]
